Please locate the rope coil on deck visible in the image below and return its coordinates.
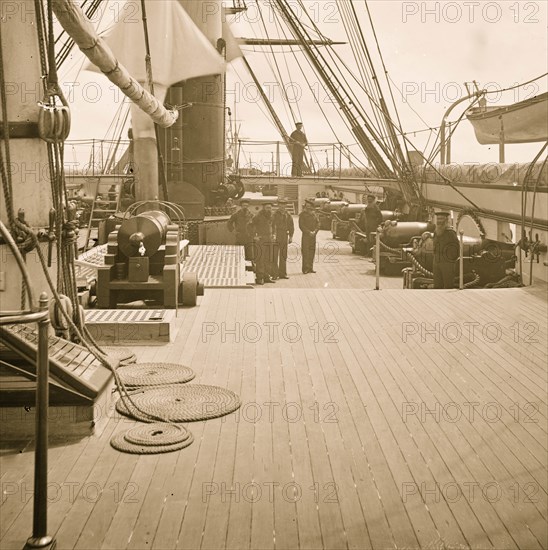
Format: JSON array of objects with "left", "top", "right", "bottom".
[
  {"left": 110, "top": 423, "right": 194, "bottom": 454},
  {"left": 116, "top": 385, "right": 242, "bottom": 423},
  {"left": 117, "top": 363, "right": 195, "bottom": 387}
]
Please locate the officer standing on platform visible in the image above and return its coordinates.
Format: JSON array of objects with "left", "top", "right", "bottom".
[
  {"left": 227, "top": 198, "right": 254, "bottom": 261},
  {"left": 272, "top": 198, "right": 294, "bottom": 279},
  {"left": 433, "top": 211, "right": 459, "bottom": 289},
  {"left": 299, "top": 199, "right": 319, "bottom": 274},
  {"left": 358, "top": 194, "right": 384, "bottom": 256},
  {"left": 251, "top": 202, "right": 276, "bottom": 285}
]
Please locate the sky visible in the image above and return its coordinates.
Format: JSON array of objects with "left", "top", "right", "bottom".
[{"left": 60, "top": 0, "right": 548, "bottom": 172}]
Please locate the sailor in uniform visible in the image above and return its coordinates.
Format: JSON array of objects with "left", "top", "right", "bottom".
[
  {"left": 227, "top": 198, "right": 254, "bottom": 261},
  {"left": 299, "top": 199, "right": 319, "bottom": 274},
  {"left": 272, "top": 198, "right": 294, "bottom": 279},
  {"left": 251, "top": 202, "right": 276, "bottom": 285},
  {"left": 433, "top": 211, "right": 459, "bottom": 289},
  {"left": 358, "top": 194, "right": 384, "bottom": 256}
]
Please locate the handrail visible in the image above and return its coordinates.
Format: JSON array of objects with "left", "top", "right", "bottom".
[
  {"left": 22, "top": 293, "right": 55, "bottom": 550},
  {"left": 0, "top": 311, "right": 49, "bottom": 325},
  {"left": 0, "top": 224, "right": 55, "bottom": 549}
]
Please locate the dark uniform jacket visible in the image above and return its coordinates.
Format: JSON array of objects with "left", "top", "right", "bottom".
[
  {"left": 359, "top": 204, "right": 384, "bottom": 233},
  {"left": 273, "top": 211, "right": 295, "bottom": 239},
  {"left": 227, "top": 209, "right": 253, "bottom": 237},
  {"left": 251, "top": 210, "right": 274, "bottom": 240},
  {"left": 290, "top": 129, "right": 308, "bottom": 150},
  {"left": 433, "top": 229, "right": 459, "bottom": 264},
  {"left": 299, "top": 210, "right": 319, "bottom": 235}
]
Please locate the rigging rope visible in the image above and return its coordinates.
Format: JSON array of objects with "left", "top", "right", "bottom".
[
  {"left": 256, "top": 1, "right": 300, "bottom": 125},
  {"left": 363, "top": 0, "right": 410, "bottom": 170},
  {"left": 289, "top": 1, "right": 396, "bottom": 176},
  {"left": 339, "top": 0, "right": 394, "bottom": 159},
  {"left": 1, "top": 0, "right": 201, "bottom": 429}
]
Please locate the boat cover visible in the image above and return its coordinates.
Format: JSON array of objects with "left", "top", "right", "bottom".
[{"left": 421, "top": 161, "right": 547, "bottom": 187}]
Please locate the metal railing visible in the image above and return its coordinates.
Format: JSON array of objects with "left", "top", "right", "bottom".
[
  {"left": 233, "top": 140, "right": 371, "bottom": 179},
  {"left": 65, "top": 139, "right": 132, "bottom": 177},
  {"left": 0, "top": 221, "right": 55, "bottom": 549}
]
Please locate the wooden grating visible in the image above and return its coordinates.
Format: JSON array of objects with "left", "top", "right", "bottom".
[{"left": 182, "top": 245, "right": 250, "bottom": 288}]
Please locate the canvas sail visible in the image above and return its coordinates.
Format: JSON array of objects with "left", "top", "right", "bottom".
[
  {"left": 466, "top": 92, "right": 548, "bottom": 145},
  {"left": 84, "top": 0, "right": 226, "bottom": 200},
  {"left": 52, "top": 0, "right": 177, "bottom": 127},
  {"left": 85, "top": 0, "right": 225, "bottom": 88}
]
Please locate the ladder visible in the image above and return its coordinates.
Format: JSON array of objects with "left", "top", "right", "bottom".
[{"left": 83, "top": 177, "right": 122, "bottom": 251}]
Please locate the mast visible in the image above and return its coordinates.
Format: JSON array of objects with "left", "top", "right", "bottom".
[{"left": 0, "top": 0, "right": 53, "bottom": 310}]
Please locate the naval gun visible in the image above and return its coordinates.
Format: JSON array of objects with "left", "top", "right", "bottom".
[
  {"left": 402, "top": 217, "right": 517, "bottom": 289},
  {"left": 370, "top": 221, "right": 435, "bottom": 274},
  {"left": 96, "top": 202, "right": 204, "bottom": 308},
  {"left": 318, "top": 200, "right": 348, "bottom": 230},
  {"left": 347, "top": 211, "right": 404, "bottom": 255},
  {"left": 331, "top": 204, "right": 365, "bottom": 240}
]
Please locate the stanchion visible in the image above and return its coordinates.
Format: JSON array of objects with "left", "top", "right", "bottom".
[
  {"left": 375, "top": 231, "right": 380, "bottom": 290},
  {"left": 23, "top": 293, "right": 56, "bottom": 550},
  {"left": 459, "top": 230, "right": 464, "bottom": 290}
]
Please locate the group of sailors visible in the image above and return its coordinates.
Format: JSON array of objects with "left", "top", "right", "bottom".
[
  {"left": 227, "top": 198, "right": 319, "bottom": 285},
  {"left": 228, "top": 195, "right": 460, "bottom": 289}
]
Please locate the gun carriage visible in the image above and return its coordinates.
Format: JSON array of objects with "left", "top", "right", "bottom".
[{"left": 96, "top": 202, "right": 204, "bottom": 308}]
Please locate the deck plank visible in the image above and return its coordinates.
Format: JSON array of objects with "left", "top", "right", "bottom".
[
  {"left": 224, "top": 290, "right": 255, "bottom": 550},
  {"left": 0, "top": 439, "right": 74, "bottom": 545},
  {"left": 1, "top": 276, "right": 546, "bottom": 550},
  {"left": 390, "top": 290, "right": 548, "bottom": 492},
  {"left": 288, "top": 291, "right": 354, "bottom": 549},
  {"left": 99, "top": 454, "right": 161, "bottom": 550},
  {"left": 312, "top": 295, "right": 396, "bottom": 550},
  {"left": 265, "top": 291, "right": 301, "bottom": 550},
  {"left": 201, "top": 290, "right": 245, "bottom": 550},
  {"left": 278, "top": 291, "right": 324, "bottom": 549},
  {"left": 301, "top": 291, "right": 373, "bottom": 550},
  {"left": 336, "top": 291, "right": 511, "bottom": 549},
  {"left": 248, "top": 290, "right": 275, "bottom": 550},
  {"left": 175, "top": 290, "right": 230, "bottom": 550},
  {"left": 355, "top": 289, "right": 545, "bottom": 549}
]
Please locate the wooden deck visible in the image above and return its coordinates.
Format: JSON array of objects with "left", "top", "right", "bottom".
[{"left": 1, "top": 228, "right": 546, "bottom": 550}]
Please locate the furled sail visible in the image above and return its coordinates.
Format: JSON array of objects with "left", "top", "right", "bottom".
[
  {"left": 86, "top": 0, "right": 226, "bottom": 88},
  {"left": 84, "top": 0, "right": 225, "bottom": 201},
  {"left": 52, "top": 0, "right": 177, "bottom": 128},
  {"left": 466, "top": 92, "right": 548, "bottom": 145}
]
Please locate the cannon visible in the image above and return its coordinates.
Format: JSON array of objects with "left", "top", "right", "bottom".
[
  {"left": 331, "top": 204, "right": 365, "bottom": 239},
  {"left": 210, "top": 174, "right": 245, "bottom": 205},
  {"left": 403, "top": 233, "right": 517, "bottom": 288},
  {"left": 96, "top": 206, "right": 204, "bottom": 308},
  {"left": 348, "top": 211, "right": 402, "bottom": 255},
  {"left": 318, "top": 200, "right": 348, "bottom": 230},
  {"left": 307, "top": 197, "right": 330, "bottom": 208},
  {"left": 369, "top": 221, "right": 435, "bottom": 274}
]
